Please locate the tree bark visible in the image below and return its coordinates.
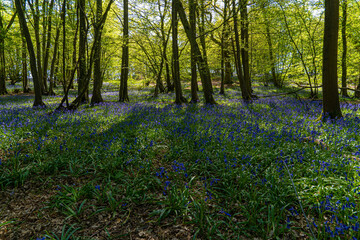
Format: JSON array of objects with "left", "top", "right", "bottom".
[
  {"left": 91, "top": 0, "right": 104, "bottom": 104},
  {"left": 232, "top": 0, "right": 251, "bottom": 100},
  {"left": 199, "top": 0, "right": 213, "bottom": 93},
  {"left": 240, "top": 0, "right": 252, "bottom": 93},
  {"left": 0, "top": 13, "right": 7, "bottom": 95},
  {"left": 119, "top": 0, "right": 130, "bottom": 102},
  {"left": 0, "top": 9, "right": 16, "bottom": 94},
  {"left": 21, "top": 29, "right": 29, "bottom": 93},
  {"left": 49, "top": 22, "right": 60, "bottom": 96},
  {"left": 175, "top": 0, "right": 216, "bottom": 104},
  {"left": 341, "top": 0, "right": 348, "bottom": 97},
  {"left": 189, "top": 0, "right": 199, "bottom": 102},
  {"left": 322, "top": 0, "right": 342, "bottom": 119},
  {"left": 264, "top": 17, "right": 280, "bottom": 88},
  {"left": 172, "top": 0, "right": 187, "bottom": 104},
  {"left": 42, "top": 0, "right": 55, "bottom": 95},
  {"left": 15, "top": 0, "right": 45, "bottom": 107},
  {"left": 31, "top": 0, "right": 45, "bottom": 94},
  {"left": 78, "top": 0, "right": 88, "bottom": 103},
  {"left": 61, "top": 0, "right": 69, "bottom": 105}
]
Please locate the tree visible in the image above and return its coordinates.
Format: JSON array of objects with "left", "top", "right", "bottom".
[
  {"left": 189, "top": 0, "right": 199, "bottom": 102},
  {"left": 322, "top": 0, "right": 342, "bottom": 119},
  {"left": 91, "top": 0, "right": 104, "bottom": 104},
  {"left": 240, "top": 0, "right": 252, "bottom": 93},
  {"left": 175, "top": 0, "right": 216, "bottom": 104},
  {"left": 78, "top": 0, "right": 88, "bottom": 103},
  {"left": 232, "top": 0, "right": 251, "bottom": 100},
  {"left": 119, "top": 0, "right": 130, "bottom": 102},
  {"left": 42, "top": 0, "right": 55, "bottom": 95},
  {"left": 172, "top": 0, "right": 187, "bottom": 104},
  {"left": 262, "top": 4, "right": 280, "bottom": 88},
  {"left": 0, "top": 7, "right": 17, "bottom": 95},
  {"left": 27, "top": 0, "right": 45, "bottom": 94},
  {"left": 341, "top": 0, "right": 348, "bottom": 97},
  {"left": 14, "top": 0, "right": 45, "bottom": 107}
]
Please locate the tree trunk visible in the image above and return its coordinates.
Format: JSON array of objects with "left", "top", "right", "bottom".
[
  {"left": 15, "top": 0, "right": 45, "bottom": 107},
  {"left": 189, "top": 0, "right": 199, "bottom": 102},
  {"left": 264, "top": 18, "right": 279, "bottom": 88},
  {"left": 33, "top": 0, "right": 45, "bottom": 94},
  {"left": 158, "top": 0, "right": 173, "bottom": 93},
  {"left": 70, "top": 2, "right": 79, "bottom": 90},
  {"left": 199, "top": 0, "right": 213, "bottom": 93},
  {"left": 322, "top": 0, "right": 342, "bottom": 119},
  {"left": 240, "top": 0, "right": 252, "bottom": 93},
  {"left": 21, "top": 31, "right": 29, "bottom": 93},
  {"left": 0, "top": 14, "right": 6, "bottom": 95},
  {"left": 0, "top": 8, "right": 16, "bottom": 94},
  {"left": 41, "top": 0, "right": 48, "bottom": 93},
  {"left": 232, "top": 0, "right": 251, "bottom": 100},
  {"left": 154, "top": 57, "right": 165, "bottom": 97},
  {"left": 78, "top": 0, "right": 88, "bottom": 103},
  {"left": 175, "top": 0, "right": 216, "bottom": 104},
  {"left": 42, "top": 0, "right": 55, "bottom": 95},
  {"left": 49, "top": 23, "right": 60, "bottom": 96},
  {"left": 172, "top": 0, "right": 187, "bottom": 104},
  {"left": 119, "top": 0, "right": 130, "bottom": 102},
  {"left": 91, "top": 0, "right": 104, "bottom": 104},
  {"left": 66, "top": 0, "right": 113, "bottom": 110},
  {"left": 220, "top": 35, "right": 225, "bottom": 95},
  {"left": 341, "top": 0, "right": 348, "bottom": 97}
]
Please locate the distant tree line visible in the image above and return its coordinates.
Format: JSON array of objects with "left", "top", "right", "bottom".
[{"left": 0, "top": 0, "right": 353, "bottom": 118}]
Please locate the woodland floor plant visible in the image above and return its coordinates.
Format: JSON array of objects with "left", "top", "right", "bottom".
[{"left": 1, "top": 82, "right": 360, "bottom": 239}]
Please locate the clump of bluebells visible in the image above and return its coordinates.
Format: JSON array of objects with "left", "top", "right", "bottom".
[{"left": 1, "top": 86, "right": 360, "bottom": 239}]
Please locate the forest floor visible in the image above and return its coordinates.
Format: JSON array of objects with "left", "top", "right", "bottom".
[{"left": 1, "top": 81, "right": 360, "bottom": 239}]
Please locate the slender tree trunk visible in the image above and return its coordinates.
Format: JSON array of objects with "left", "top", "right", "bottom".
[
  {"left": 189, "top": 0, "right": 199, "bottom": 102},
  {"left": 71, "top": 2, "right": 79, "bottom": 90},
  {"left": 159, "top": 0, "right": 173, "bottom": 92},
  {"left": 154, "top": 57, "right": 165, "bottom": 97},
  {"left": 42, "top": 0, "right": 55, "bottom": 95},
  {"left": 0, "top": 14, "right": 6, "bottom": 95},
  {"left": 119, "top": 0, "right": 130, "bottom": 102},
  {"left": 61, "top": 0, "right": 69, "bottom": 106},
  {"left": 0, "top": 9, "right": 16, "bottom": 94},
  {"left": 91, "top": 0, "right": 104, "bottom": 104},
  {"left": 199, "top": 0, "right": 213, "bottom": 93},
  {"left": 41, "top": 0, "right": 48, "bottom": 93},
  {"left": 322, "top": 0, "right": 342, "bottom": 119},
  {"left": 172, "top": 0, "right": 187, "bottom": 104},
  {"left": 223, "top": 26, "right": 232, "bottom": 84},
  {"left": 17, "top": 1, "right": 28, "bottom": 93},
  {"left": 341, "top": 0, "right": 348, "bottom": 97},
  {"left": 21, "top": 32, "right": 29, "bottom": 93},
  {"left": 232, "top": 0, "right": 251, "bottom": 100},
  {"left": 264, "top": 18, "right": 279, "bottom": 88},
  {"left": 33, "top": 0, "right": 45, "bottom": 94},
  {"left": 220, "top": 33, "right": 225, "bottom": 95},
  {"left": 78, "top": 0, "right": 88, "bottom": 103},
  {"left": 240, "top": 0, "right": 252, "bottom": 93},
  {"left": 49, "top": 23, "right": 60, "bottom": 96},
  {"left": 15, "top": 0, "right": 45, "bottom": 107}
]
